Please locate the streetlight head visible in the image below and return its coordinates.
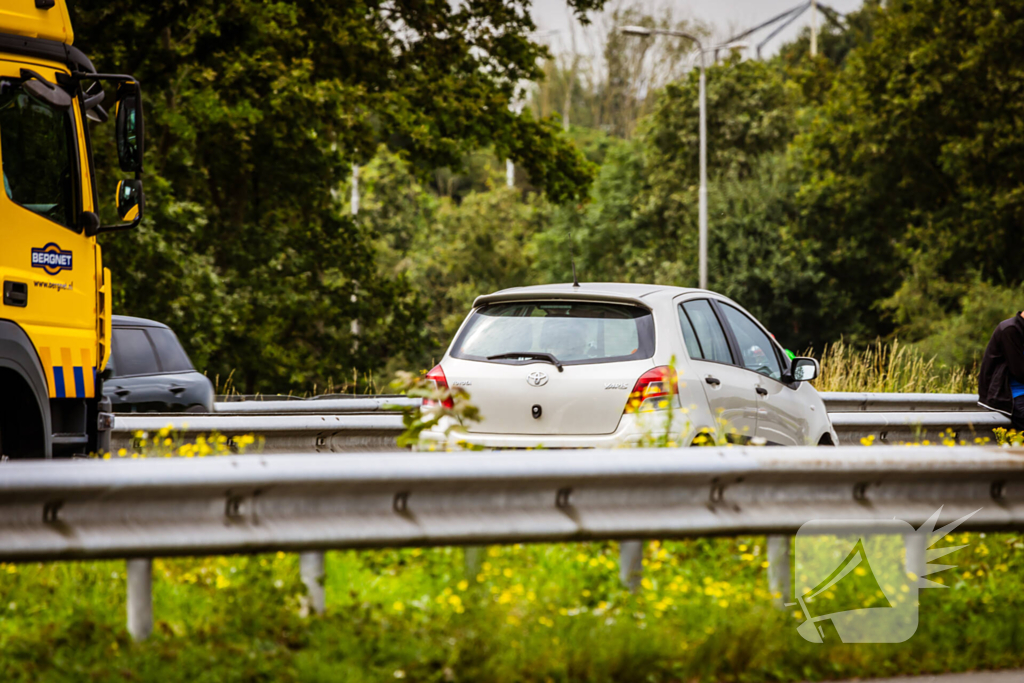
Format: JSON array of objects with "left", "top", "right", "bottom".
[
  {"left": 618, "top": 25, "right": 653, "bottom": 37},
  {"left": 723, "top": 41, "right": 750, "bottom": 50}
]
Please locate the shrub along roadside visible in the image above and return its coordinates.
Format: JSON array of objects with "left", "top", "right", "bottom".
[{"left": 1, "top": 533, "right": 1022, "bottom": 682}]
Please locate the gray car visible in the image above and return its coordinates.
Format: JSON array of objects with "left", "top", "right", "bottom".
[
  {"left": 421, "top": 283, "right": 838, "bottom": 448},
  {"left": 104, "top": 316, "right": 214, "bottom": 413}
]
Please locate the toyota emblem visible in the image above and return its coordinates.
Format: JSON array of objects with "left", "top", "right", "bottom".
[{"left": 526, "top": 370, "right": 549, "bottom": 387}]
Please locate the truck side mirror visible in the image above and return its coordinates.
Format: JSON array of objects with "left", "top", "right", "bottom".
[
  {"left": 115, "top": 82, "right": 144, "bottom": 173},
  {"left": 116, "top": 179, "right": 143, "bottom": 222}
]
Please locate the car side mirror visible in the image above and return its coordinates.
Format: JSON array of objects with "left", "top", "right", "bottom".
[
  {"left": 115, "top": 82, "right": 144, "bottom": 173},
  {"left": 788, "top": 357, "right": 820, "bottom": 382},
  {"left": 115, "top": 179, "right": 143, "bottom": 222}
]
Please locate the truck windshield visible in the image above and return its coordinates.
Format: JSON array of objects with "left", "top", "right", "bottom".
[
  {"left": 0, "top": 79, "right": 77, "bottom": 230},
  {"left": 452, "top": 301, "right": 656, "bottom": 366}
]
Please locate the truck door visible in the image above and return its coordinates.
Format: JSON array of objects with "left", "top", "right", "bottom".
[{"left": 0, "top": 63, "right": 99, "bottom": 401}]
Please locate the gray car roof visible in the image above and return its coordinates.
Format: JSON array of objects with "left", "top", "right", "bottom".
[
  {"left": 473, "top": 283, "right": 710, "bottom": 308},
  {"left": 112, "top": 314, "right": 171, "bottom": 329}
]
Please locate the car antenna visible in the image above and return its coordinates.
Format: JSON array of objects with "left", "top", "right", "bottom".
[{"left": 571, "top": 259, "right": 580, "bottom": 288}]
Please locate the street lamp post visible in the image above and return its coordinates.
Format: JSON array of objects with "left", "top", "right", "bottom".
[{"left": 618, "top": 27, "right": 745, "bottom": 290}]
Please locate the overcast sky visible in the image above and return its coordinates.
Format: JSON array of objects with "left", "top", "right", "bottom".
[{"left": 531, "top": 0, "right": 865, "bottom": 59}]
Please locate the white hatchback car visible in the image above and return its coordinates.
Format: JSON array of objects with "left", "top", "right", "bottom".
[{"left": 420, "top": 283, "right": 837, "bottom": 448}]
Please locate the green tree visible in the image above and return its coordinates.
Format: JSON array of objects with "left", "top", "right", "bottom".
[
  {"left": 790, "top": 0, "right": 1024, "bottom": 345},
  {"left": 72, "top": 0, "right": 604, "bottom": 392}
]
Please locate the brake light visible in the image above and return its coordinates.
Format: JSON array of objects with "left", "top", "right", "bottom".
[
  {"left": 625, "top": 366, "right": 679, "bottom": 413},
  {"left": 425, "top": 364, "right": 454, "bottom": 409}
]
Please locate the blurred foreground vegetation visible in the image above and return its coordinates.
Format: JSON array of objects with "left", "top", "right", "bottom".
[{"left": 3, "top": 534, "right": 1023, "bottom": 682}]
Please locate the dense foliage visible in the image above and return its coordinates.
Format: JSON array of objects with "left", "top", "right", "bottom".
[
  {"left": 74, "top": 0, "right": 601, "bottom": 392},
  {"left": 77, "top": 0, "right": 1024, "bottom": 388}
]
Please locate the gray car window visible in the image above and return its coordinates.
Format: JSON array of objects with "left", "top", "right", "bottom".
[
  {"left": 680, "top": 300, "right": 734, "bottom": 364},
  {"left": 147, "top": 328, "right": 193, "bottom": 373},
  {"left": 112, "top": 328, "right": 159, "bottom": 377},
  {"left": 719, "top": 304, "right": 783, "bottom": 380},
  {"left": 676, "top": 305, "right": 703, "bottom": 360},
  {"left": 453, "top": 301, "right": 655, "bottom": 365}
]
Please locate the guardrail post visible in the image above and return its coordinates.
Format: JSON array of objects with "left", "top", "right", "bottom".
[
  {"left": 464, "top": 546, "right": 483, "bottom": 577},
  {"left": 299, "top": 551, "right": 326, "bottom": 615},
  {"left": 126, "top": 558, "right": 153, "bottom": 640},
  {"left": 905, "top": 532, "right": 927, "bottom": 580},
  {"left": 767, "top": 535, "right": 792, "bottom": 608},
  {"left": 619, "top": 540, "right": 643, "bottom": 592}
]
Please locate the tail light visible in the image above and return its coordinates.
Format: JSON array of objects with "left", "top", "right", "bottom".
[
  {"left": 425, "top": 364, "right": 454, "bottom": 409},
  {"left": 624, "top": 366, "right": 679, "bottom": 413}
]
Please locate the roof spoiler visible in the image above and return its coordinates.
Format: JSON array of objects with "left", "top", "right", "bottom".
[{"left": 472, "top": 290, "right": 654, "bottom": 311}]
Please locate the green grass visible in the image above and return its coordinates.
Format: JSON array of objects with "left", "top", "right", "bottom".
[
  {"left": 810, "top": 339, "right": 975, "bottom": 394},
  {"left": 3, "top": 535, "right": 1023, "bottom": 682}
]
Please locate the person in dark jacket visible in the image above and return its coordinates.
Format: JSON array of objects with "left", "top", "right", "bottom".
[{"left": 978, "top": 312, "right": 1024, "bottom": 430}]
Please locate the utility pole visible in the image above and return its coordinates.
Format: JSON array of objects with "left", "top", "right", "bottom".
[
  {"left": 810, "top": 0, "right": 818, "bottom": 57},
  {"left": 697, "top": 57, "right": 707, "bottom": 290},
  {"left": 350, "top": 163, "right": 360, "bottom": 345},
  {"left": 619, "top": 26, "right": 746, "bottom": 290},
  {"left": 350, "top": 163, "right": 360, "bottom": 216},
  {"left": 506, "top": 158, "right": 514, "bottom": 188}
]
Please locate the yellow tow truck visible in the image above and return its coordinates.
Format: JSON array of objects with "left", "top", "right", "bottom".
[{"left": 0, "top": 0, "right": 144, "bottom": 457}]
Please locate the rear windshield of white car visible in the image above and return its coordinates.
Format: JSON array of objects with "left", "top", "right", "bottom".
[{"left": 451, "top": 301, "right": 655, "bottom": 366}]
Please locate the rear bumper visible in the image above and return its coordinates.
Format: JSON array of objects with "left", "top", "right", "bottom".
[{"left": 419, "top": 412, "right": 698, "bottom": 450}]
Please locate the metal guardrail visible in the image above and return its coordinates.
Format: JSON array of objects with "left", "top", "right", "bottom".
[
  {"left": 821, "top": 392, "right": 982, "bottom": 413},
  {"left": 7, "top": 445, "right": 1022, "bottom": 639},
  {"left": 111, "top": 413, "right": 405, "bottom": 453},
  {"left": 213, "top": 396, "right": 422, "bottom": 414},
  {"left": 207, "top": 392, "right": 984, "bottom": 416},
  {"left": 114, "top": 404, "right": 1012, "bottom": 451},
  {"left": 829, "top": 411, "right": 1011, "bottom": 444},
  {"left": 4, "top": 446, "right": 1022, "bottom": 562}
]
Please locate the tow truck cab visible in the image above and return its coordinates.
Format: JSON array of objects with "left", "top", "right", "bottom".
[{"left": 0, "top": 0, "right": 144, "bottom": 457}]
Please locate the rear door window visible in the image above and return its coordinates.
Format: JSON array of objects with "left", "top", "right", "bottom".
[
  {"left": 111, "top": 327, "right": 159, "bottom": 377},
  {"left": 146, "top": 328, "right": 193, "bottom": 373},
  {"left": 452, "top": 301, "right": 655, "bottom": 366},
  {"left": 718, "top": 303, "right": 783, "bottom": 380},
  {"left": 679, "top": 300, "right": 734, "bottom": 364}
]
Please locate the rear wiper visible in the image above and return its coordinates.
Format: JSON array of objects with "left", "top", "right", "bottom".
[{"left": 486, "top": 351, "right": 564, "bottom": 372}]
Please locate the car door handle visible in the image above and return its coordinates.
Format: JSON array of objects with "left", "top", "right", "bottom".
[
  {"left": 170, "top": 386, "right": 186, "bottom": 395},
  {"left": 756, "top": 387, "right": 768, "bottom": 396},
  {"left": 705, "top": 376, "right": 721, "bottom": 386},
  {"left": 114, "top": 389, "right": 130, "bottom": 397}
]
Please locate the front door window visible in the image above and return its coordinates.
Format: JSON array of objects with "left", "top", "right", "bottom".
[
  {"left": 0, "top": 78, "right": 78, "bottom": 230},
  {"left": 718, "top": 304, "right": 783, "bottom": 381}
]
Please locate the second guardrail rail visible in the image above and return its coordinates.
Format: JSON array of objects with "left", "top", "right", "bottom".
[
  {"left": 111, "top": 406, "right": 1012, "bottom": 452},
  {"left": 210, "top": 392, "right": 986, "bottom": 415}
]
